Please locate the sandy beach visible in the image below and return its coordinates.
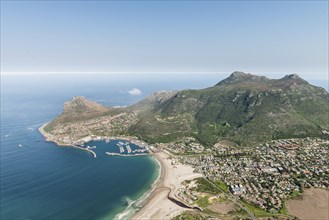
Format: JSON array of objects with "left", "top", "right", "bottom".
[
  {"left": 286, "top": 188, "right": 329, "bottom": 220},
  {"left": 132, "top": 151, "right": 202, "bottom": 220}
]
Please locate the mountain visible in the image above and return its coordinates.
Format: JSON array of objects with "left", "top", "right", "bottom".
[
  {"left": 43, "top": 72, "right": 329, "bottom": 146},
  {"left": 44, "top": 96, "right": 109, "bottom": 132}
]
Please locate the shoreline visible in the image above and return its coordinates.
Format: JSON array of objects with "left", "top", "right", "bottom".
[
  {"left": 39, "top": 123, "right": 202, "bottom": 219},
  {"left": 112, "top": 154, "right": 162, "bottom": 220},
  {"left": 131, "top": 151, "right": 202, "bottom": 220},
  {"left": 38, "top": 123, "right": 97, "bottom": 158},
  {"left": 38, "top": 123, "right": 151, "bottom": 158},
  {"left": 131, "top": 151, "right": 175, "bottom": 220}
]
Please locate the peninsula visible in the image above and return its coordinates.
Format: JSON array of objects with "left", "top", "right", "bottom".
[{"left": 40, "top": 72, "right": 329, "bottom": 219}]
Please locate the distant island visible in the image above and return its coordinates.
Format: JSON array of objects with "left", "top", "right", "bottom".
[{"left": 40, "top": 72, "right": 329, "bottom": 219}]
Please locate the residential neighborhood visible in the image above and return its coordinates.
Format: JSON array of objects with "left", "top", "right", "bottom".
[{"left": 159, "top": 138, "right": 329, "bottom": 213}]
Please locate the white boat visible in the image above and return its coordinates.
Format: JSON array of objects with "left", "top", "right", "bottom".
[{"left": 119, "top": 146, "right": 124, "bottom": 153}]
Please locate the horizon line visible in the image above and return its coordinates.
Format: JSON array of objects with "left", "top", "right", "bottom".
[
  {"left": 1, "top": 71, "right": 226, "bottom": 75},
  {"left": 1, "top": 71, "right": 328, "bottom": 79}
]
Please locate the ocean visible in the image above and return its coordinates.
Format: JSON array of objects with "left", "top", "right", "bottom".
[{"left": 0, "top": 73, "right": 222, "bottom": 220}]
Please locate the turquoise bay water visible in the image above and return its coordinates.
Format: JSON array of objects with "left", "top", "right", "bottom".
[{"left": 1, "top": 74, "right": 220, "bottom": 219}]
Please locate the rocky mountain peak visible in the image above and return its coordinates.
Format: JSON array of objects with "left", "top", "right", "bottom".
[
  {"left": 276, "top": 73, "right": 309, "bottom": 87},
  {"left": 230, "top": 71, "right": 248, "bottom": 77},
  {"left": 282, "top": 73, "right": 303, "bottom": 80},
  {"left": 63, "top": 96, "right": 108, "bottom": 113},
  {"left": 216, "top": 71, "right": 270, "bottom": 86}
]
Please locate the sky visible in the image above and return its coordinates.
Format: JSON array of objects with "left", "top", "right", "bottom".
[{"left": 0, "top": 0, "right": 328, "bottom": 80}]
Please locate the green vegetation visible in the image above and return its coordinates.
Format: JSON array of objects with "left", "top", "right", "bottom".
[
  {"left": 195, "top": 178, "right": 221, "bottom": 194},
  {"left": 172, "top": 211, "right": 206, "bottom": 220},
  {"left": 214, "top": 180, "right": 229, "bottom": 193},
  {"left": 241, "top": 201, "right": 274, "bottom": 217},
  {"left": 43, "top": 123, "right": 54, "bottom": 132},
  {"left": 242, "top": 200, "right": 292, "bottom": 218},
  {"left": 127, "top": 73, "right": 329, "bottom": 146},
  {"left": 279, "top": 203, "right": 288, "bottom": 215},
  {"left": 196, "top": 195, "right": 210, "bottom": 207},
  {"left": 288, "top": 190, "right": 301, "bottom": 199}
]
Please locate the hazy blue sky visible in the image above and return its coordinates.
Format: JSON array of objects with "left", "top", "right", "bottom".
[{"left": 1, "top": 1, "right": 328, "bottom": 79}]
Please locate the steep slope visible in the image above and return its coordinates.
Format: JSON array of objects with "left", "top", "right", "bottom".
[
  {"left": 43, "top": 72, "right": 329, "bottom": 146},
  {"left": 44, "top": 96, "right": 109, "bottom": 132},
  {"left": 129, "top": 72, "right": 329, "bottom": 145}
]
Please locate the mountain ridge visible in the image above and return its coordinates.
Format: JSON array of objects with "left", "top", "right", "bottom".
[{"left": 43, "top": 72, "right": 329, "bottom": 147}]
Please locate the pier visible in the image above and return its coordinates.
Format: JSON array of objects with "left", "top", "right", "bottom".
[
  {"left": 105, "top": 152, "right": 148, "bottom": 157},
  {"left": 84, "top": 148, "right": 97, "bottom": 158},
  {"left": 73, "top": 146, "right": 97, "bottom": 158}
]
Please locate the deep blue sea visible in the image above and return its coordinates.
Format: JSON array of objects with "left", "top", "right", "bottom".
[{"left": 0, "top": 73, "right": 327, "bottom": 219}]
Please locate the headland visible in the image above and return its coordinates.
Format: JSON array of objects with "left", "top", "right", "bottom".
[{"left": 39, "top": 123, "right": 97, "bottom": 158}]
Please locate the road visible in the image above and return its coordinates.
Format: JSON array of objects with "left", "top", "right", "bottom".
[{"left": 203, "top": 176, "right": 257, "bottom": 220}]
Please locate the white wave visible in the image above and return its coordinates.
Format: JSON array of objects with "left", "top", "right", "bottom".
[
  {"left": 112, "top": 196, "right": 138, "bottom": 220},
  {"left": 113, "top": 156, "right": 162, "bottom": 220},
  {"left": 28, "top": 122, "right": 45, "bottom": 130}
]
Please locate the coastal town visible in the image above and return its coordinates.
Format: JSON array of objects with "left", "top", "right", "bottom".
[{"left": 156, "top": 137, "right": 329, "bottom": 217}]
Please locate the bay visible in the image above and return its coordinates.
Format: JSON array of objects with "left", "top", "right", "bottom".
[{"left": 0, "top": 73, "right": 219, "bottom": 219}]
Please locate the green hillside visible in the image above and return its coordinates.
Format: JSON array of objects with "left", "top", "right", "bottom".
[{"left": 45, "top": 72, "right": 329, "bottom": 147}]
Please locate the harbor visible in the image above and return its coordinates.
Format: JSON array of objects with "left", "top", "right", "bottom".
[
  {"left": 105, "top": 140, "right": 149, "bottom": 157},
  {"left": 77, "top": 138, "right": 150, "bottom": 158},
  {"left": 39, "top": 123, "right": 150, "bottom": 158}
]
